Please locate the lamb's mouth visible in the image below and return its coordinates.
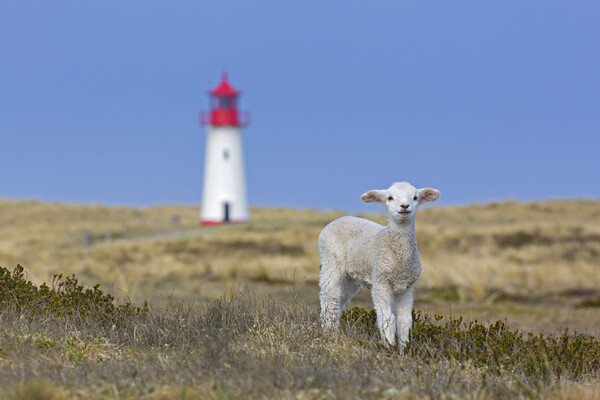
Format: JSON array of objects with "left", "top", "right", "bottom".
[{"left": 399, "top": 211, "right": 411, "bottom": 215}]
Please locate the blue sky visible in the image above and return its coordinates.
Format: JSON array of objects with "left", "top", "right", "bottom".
[{"left": 1, "top": 1, "right": 598, "bottom": 211}]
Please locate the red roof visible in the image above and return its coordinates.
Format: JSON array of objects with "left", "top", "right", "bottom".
[{"left": 210, "top": 73, "right": 239, "bottom": 97}]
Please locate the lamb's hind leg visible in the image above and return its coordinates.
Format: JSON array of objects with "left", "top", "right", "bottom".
[
  {"left": 319, "top": 253, "right": 344, "bottom": 329},
  {"left": 319, "top": 278, "right": 343, "bottom": 330},
  {"left": 319, "top": 252, "right": 346, "bottom": 329},
  {"left": 320, "top": 275, "right": 360, "bottom": 330}
]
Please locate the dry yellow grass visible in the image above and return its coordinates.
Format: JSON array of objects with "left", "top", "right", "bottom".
[
  {"left": 416, "top": 200, "right": 600, "bottom": 299},
  {"left": 540, "top": 377, "right": 600, "bottom": 400},
  {"left": 2, "top": 198, "right": 600, "bottom": 399},
  {"left": 1, "top": 198, "right": 599, "bottom": 308}
]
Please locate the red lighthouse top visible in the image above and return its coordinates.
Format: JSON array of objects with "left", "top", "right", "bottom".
[
  {"left": 210, "top": 73, "right": 239, "bottom": 97},
  {"left": 200, "top": 73, "right": 248, "bottom": 127}
]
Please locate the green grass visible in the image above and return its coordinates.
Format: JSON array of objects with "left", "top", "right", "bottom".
[{"left": 1, "top": 265, "right": 599, "bottom": 399}]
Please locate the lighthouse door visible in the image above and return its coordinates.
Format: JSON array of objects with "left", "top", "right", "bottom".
[{"left": 223, "top": 202, "right": 231, "bottom": 223}]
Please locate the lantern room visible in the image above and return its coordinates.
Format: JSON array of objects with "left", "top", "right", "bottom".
[{"left": 200, "top": 73, "right": 249, "bottom": 127}]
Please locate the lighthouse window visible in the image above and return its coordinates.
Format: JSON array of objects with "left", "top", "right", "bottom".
[
  {"left": 219, "top": 97, "right": 234, "bottom": 109},
  {"left": 223, "top": 149, "right": 230, "bottom": 160}
]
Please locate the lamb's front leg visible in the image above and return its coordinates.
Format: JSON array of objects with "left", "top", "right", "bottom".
[
  {"left": 394, "top": 287, "right": 414, "bottom": 347},
  {"left": 371, "top": 285, "right": 396, "bottom": 345}
]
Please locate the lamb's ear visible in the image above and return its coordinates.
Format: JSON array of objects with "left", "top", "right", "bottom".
[
  {"left": 419, "top": 188, "right": 440, "bottom": 204},
  {"left": 360, "top": 190, "right": 387, "bottom": 203}
]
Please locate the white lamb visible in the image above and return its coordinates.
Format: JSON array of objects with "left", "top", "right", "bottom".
[{"left": 318, "top": 182, "right": 440, "bottom": 346}]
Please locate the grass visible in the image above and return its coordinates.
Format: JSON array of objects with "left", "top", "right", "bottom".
[
  {"left": 1, "top": 265, "right": 599, "bottom": 399},
  {"left": 1, "top": 198, "right": 600, "bottom": 397},
  {"left": 1, "top": 199, "right": 599, "bottom": 305}
]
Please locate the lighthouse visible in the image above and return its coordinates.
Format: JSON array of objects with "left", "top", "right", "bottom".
[{"left": 199, "top": 74, "right": 250, "bottom": 225}]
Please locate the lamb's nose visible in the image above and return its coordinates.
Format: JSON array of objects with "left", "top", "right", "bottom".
[{"left": 401, "top": 204, "right": 409, "bottom": 210}]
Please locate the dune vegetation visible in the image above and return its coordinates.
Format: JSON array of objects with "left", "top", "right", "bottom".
[
  {"left": 0, "top": 198, "right": 599, "bottom": 398},
  {"left": 1, "top": 264, "right": 599, "bottom": 399},
  {"left": 1, "top": 199, "right": 599, "bottom": 305}
]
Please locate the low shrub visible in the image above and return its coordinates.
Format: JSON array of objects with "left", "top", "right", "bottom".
[
  {"left": 2, "top": 265, "right": 599, "bottom": 398},
  {"left": 341, "top": 306, "right": 600, "bottom": 384},
  {"left": 0, "top": 264, "right": 146, "bottom": 324}
]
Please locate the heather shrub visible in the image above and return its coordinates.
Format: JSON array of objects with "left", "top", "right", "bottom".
[
  {"left": 341, "top": 306, "right": 600, "bottom": 385},
  {"left": 2, "top": 265, "right": 599, "bottom": 398},
  {"left": 0, "top": 264, "right": 146, "bottom": 324}
]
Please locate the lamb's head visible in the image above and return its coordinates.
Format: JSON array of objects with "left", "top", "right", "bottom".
[{"left": 360, "top": 182, "right": 440, "bottom": 223}]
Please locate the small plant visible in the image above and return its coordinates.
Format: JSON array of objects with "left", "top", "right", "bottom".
[
  {"left": 340, "top": 306, "right": 378, "bottom": 336},
  {"left": 0, "top": 264, "right": 146, "bottom": 324}
]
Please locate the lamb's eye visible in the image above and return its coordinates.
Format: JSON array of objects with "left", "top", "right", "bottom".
[
  {"left": 413, "top": 195, "right": 418, "bottom": 200},
  {"left": 388, "top": 196, "right": 393, "bottom": 201}
]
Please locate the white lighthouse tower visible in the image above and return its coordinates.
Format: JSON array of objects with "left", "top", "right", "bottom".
[{"left": 199, "top": 73, "right": 250, "bottom": 225}]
